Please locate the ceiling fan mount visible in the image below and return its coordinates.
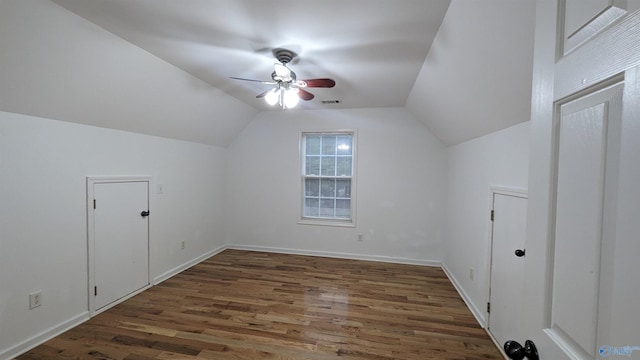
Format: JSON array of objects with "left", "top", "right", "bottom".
[
  {"left": 272, "top": 48, "right": 297, "bottom": 65},
  {"left": 230, "top": 48, "right": 336, "bottom": 110}
]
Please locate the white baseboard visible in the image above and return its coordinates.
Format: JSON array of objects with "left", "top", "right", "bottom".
[
  {"left": 441, "top": 263, "right": 487, "bottom": 327},
  {"left": 226, "top": 244, "right": 441, "bottom": 267},
  {"left": 0, "top": 312, "right": 89, "bottom": 360},
  {"left": 153, "top": 245, "right": 226, "bottom": 285}
]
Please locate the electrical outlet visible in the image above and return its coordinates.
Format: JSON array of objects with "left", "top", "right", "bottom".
[
  {"left": 357, "top": 233, "right": 364, "bottom": 242},
  {"left": 29, "top": 291, "right": 42, "bottom": 309},
  {"left": 180, "top": 241, "right": 185, "bottom": 250},
  {"left": 469, "top": 268, "right": 475, "bottom": 281}
]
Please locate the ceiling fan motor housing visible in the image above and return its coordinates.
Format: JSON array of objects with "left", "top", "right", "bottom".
[
  {"left": 273, "top": 48, "right": 297, "bottom": 64},
  {"left": 230, "top": 47, "right": 334, "bottom": 108},
  {"left": 272, "top": 70, "right": 296, "bottom": 82}
]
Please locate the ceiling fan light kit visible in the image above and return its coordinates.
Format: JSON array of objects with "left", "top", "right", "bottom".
[
  {"left": 265, "top": 86, "right": 299, "bottom": 107},
  {"left": 230, "top": 48, "right": 336, "bottom": 110},
  {"left": 264, "top": 89, "right": 279, "bottom": 105}
]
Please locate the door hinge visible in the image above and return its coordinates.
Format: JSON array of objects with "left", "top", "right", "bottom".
[
  {"left": 490, "top": 210, "right": 494, "bottom": 221},
  {"left": 94, "top": 286, "right": 97, "bottom": 296},
  {"left": 487, "top": 302, "right": 491, "bottom": 313},
  {"left": 93, "top": 199, "right": 96, "bottom": 209}
]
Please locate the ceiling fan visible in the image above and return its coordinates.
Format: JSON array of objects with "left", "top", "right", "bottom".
[{"left": 231, "top": 48, "right": 336, "bottom": 110}]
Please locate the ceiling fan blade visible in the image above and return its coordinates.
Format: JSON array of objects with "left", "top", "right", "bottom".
[
  {"left": 230, "top": 76, "right": 276, "bottom": 85},
  {"left": 256, "top": 89, "right": 271, "bottom": 98},
  {"left": 301, "top": 78, "right": 336, "bottom": 88},
  {"left": 298, "top": 89, "right": 315, "bottom": 101}
]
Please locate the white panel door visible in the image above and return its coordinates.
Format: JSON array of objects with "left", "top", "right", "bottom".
[
  {"left": 550, "top": 83, "right": 622, "bottom": 358},
  {"left": 561, "top": 0, "right": 639, "bottom": 54},
  {"left": 91, "top": 179, "right": 149, "bottom": 312},
  {"left": 525, "top": 1, "right": 640, "bottom": 359},
  {"left": 488, "top": 192, "right": 527, "bottom": 347}
]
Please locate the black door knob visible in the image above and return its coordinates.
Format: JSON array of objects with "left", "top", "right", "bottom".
[
  {"left": 504, "top": 340, "right": 525, "bottom": 360},
  {"left": 504, "top": 340, "right": 538, "bottom": 360},
  {"left": 515, "top": 249, "right": 526, "bottom": 257},
  {"left": 140, "top": 210, "right": 150, "bottom": 217},
  {"left": 524, "top": 340, "right": 539, "bottom": 360}
]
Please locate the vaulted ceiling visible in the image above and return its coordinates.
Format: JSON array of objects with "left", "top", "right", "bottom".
[
  {"left": 50, "top": 0, "right": 451, "bottom": 111},
  {"left": 2, "top": 0, "right": 536, "bottom": 146}
]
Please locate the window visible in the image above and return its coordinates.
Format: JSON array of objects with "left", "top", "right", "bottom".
[{"left": 301, "top": 132, "right": 355, "bottom": 225}]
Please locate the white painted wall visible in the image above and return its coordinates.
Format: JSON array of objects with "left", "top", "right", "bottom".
[
  {"left": 225, "top": 107, "right": 446, "bottom": 264},
  {"left": 443, "top": 121, "right": 530, "bottom": 324},
  {"left": 0, "top": 0, "right": 256, "bottom": 147},
  {"left": 0, "top": 111, "right": 227, "bottom": 358}
]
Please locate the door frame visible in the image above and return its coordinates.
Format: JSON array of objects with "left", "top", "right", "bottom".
[
  {"left": 486, "top": 187, "right": 527, "bottom": 337},
  {"left": 86, "top": 176, "right": 152, "bottom": 315}
]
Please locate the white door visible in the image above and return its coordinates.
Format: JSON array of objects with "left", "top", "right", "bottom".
[
  {"left": 89, "top": 178, "right": 150, "bottom": 313},
  {"left": 488, "top": 192, "right": 527, "bottom": 348},
  {"left": 525, "top": 1, "right": 640, "bottom": 358}
]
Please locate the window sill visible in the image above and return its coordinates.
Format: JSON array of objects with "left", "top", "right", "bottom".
[{"left": 298, "top": 219, "right": 356, "bottom": 228}]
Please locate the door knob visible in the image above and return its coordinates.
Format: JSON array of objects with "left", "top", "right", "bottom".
[
  {"left": 504, "top": 340, "right": 525, "bottom": 360},
  {"left": 140, "top": 210, "right": 150, "bottom": 217},
  {"left": 515, "top": 249, "right": 526, "bottom": 257},
  {"left": 523, "top": 340, "right": 539, "bottom": 360},
  {"left": 504, "top": 340, "right": 538, "bottom": 360}
]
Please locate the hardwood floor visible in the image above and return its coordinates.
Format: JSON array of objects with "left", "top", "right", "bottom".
[{"left": 17, "top": 250, "right": 502, "bottom": 359}]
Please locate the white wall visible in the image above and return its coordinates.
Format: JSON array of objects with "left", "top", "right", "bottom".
[
  {"left": 225, "top": 107, "right": 446, "bottom": 263},
  {"left": 0, "top": 111, "right": 227, "bottom": 358},
  {"left": 443, "top": 121, "right": 530, "bottom": 324}
]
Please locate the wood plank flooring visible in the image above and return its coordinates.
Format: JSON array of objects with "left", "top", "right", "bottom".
[{"left": 17, "top": 250, "right": 502, "bottom": 359}]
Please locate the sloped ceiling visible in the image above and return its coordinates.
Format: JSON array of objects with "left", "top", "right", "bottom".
[
  {"left": 0, "top": 0, "right": 257, "bottom": 147},
  {"left": 1, "top": 0, "right": 536, "bottom": 147},
  {"left": 406, "top": 0, "right": 536, "bottom": 146},
  {"left": 50, "top": 0, "right": 452, "bottom": 112}
]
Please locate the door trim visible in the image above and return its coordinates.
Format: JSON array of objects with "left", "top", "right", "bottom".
[{"left": 86, "top": 176, "right": 151, "bottom": 316}]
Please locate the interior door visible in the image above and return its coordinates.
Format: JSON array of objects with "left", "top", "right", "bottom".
[
  {"left": 524, "top": 1, "right": 640, "bottom": 359},
  {"left": 89, "top": 178, "right": 150, "bottom": 313},
  {"left": 488, "top": 192, "right": 527, "bottom": 348}
]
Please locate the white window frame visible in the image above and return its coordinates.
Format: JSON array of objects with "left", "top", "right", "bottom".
[{"left": 298, "top": 130, "right": 357, "bottom": 227}]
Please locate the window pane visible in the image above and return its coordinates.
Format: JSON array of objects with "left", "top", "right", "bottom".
[
  {"left": 336, "top": 135, "right": 352, "bottom": 155},
  {"left": 335, "top": 199, "right": 351, "bottom": 218},
  {"left": 321, "top": 136, "right": 337, "bottom": 155},
  {"left": 305, "top": 178, "right": 320, "bottom": 196},
  {"left": 306, "top": 135, "right": 321, "bottom": 155},
  {"left": 320, "top": 199, "right": 335, "bottom": 217},
  {"left": 321, "top": 156, "right": 336, "bottom": 176},
  {"left": 304, "top": 198, "right": 319, "bottom": 217},
  {"left": 336, "top": 157, "right": 352, "bottom": 176},
  {"left": 305, "top": 156, "right": 320, "bottom": 175},
  {"left": 320, "top": 178, "right": 335, "bottom": 197},
  {"left": 336, "top": 179, "right": 351, "bottom": 198},
  {"left": 302, "top": 132, "right": 355, "bottom": 223}
]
